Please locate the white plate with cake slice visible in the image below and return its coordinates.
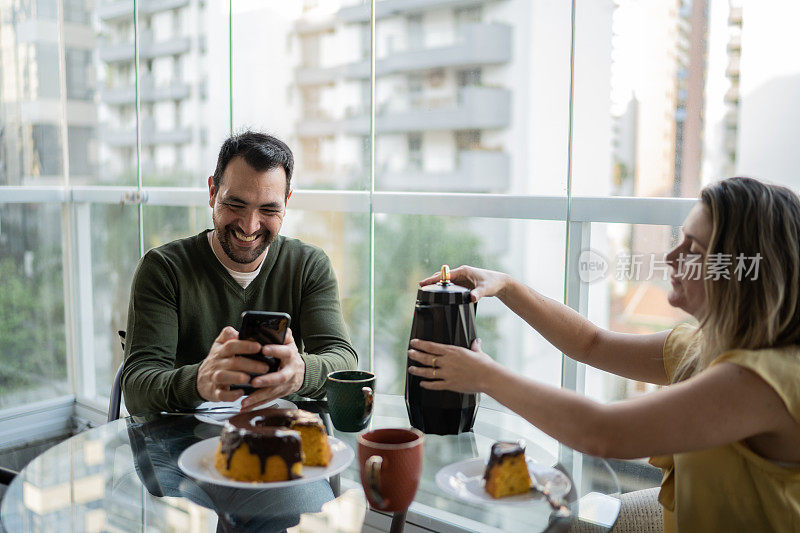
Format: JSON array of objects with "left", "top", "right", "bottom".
[
  {"left": 178, "top": 436, "right": 354, "bottom": 489},
  {"left": 435, "top": 457, "right": 571, "bottom": 506},
  {"left": 193, "top": 398, "right": 297, "bottom": 426}
]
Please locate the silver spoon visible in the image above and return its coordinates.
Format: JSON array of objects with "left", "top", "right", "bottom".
[{"left": 531, "top": 471, "right": 571, "bottom": 518}]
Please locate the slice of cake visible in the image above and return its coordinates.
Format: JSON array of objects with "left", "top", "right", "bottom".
[
  {"left": 214, "top": 408, "right": 332, "bottom": 482},
  {"left": 215, "top": 424, "right": 303, "bottom": 482},
  {"left": 292, "top": 420, "right": 333, "bottom": 466},
  {"left": 483, "top": 441, "right": 532, "bottom": 498}
]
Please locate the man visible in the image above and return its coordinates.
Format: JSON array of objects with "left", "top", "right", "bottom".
[{"left": 122, "top": 131, "right": 357, "bottom": 415}]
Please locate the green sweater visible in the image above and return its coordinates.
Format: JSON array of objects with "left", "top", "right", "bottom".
[{"left": 121, "top": 231, "right": 358, "bottom": 414}]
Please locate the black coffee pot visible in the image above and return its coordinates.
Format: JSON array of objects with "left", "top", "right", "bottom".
[{"left": 405, "top": 265, "right": 478, "bottom": 435}]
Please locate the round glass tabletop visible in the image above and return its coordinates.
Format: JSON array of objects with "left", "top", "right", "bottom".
[{"left": 1, "top": 394, "right": 623, "bottom": 532}]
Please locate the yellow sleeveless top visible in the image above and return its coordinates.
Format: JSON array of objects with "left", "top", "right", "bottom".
[{"left": 649, "top": 324, "right": 800, "bottom": 532}]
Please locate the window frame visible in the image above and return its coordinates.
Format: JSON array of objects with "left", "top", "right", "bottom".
[{"left": 0, "top": 0, "right": 698, "bottom": 440}]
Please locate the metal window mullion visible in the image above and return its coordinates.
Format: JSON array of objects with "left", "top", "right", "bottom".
[
  {"left": 142, "top": 187, "right": 204, "bottom": 205},
  {"left": 571, "top": 196, "right": 694, "bottom": 225},
  {"left": 134, "top": 0, "right": 144, "bottom": 258},
  {"left": 71, "top": 186, "right": 139, "bottom": 203},
  {"left": 56, "top": 0, "right": 70, "bottom": 185},
  {"left": 0, "top": 395, "right": 75, "bottom": 448},
  {"left": 368, "top": 0, "right": 376, "bottom": 373},
  {"left": 73, "top": 204, "right": 96, "bottom": 399},
  {"left": 55, "top": 0, "right": 80, "bottom": 403},
  {"left": 371, "top": 192, "right": 568, "bottom": 219},
  {"left": 560, "top": 0, "right": 582, "bottom": 480},
  {"left": 0, "top": 187, "right": 67, "bottom": 203},
  {"left": 35, "top": 190, "right": 699, "bottom": 222},
  {"left": 562, "top": 0, "right": 579, "bottom": 383},
  {"left": 561, "top": 220, "right": 590, "bottom": 477},
  {"left": 562, "top": 221, "right": 591, "bottom": 391},
  {"left": 229, "top": 0, "right": 233, "bottom": 134}
]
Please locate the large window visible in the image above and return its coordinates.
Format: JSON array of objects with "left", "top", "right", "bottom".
[
  {"left": 1, "top": 0, "right": 799, "bottom": 421},
  {"left": 0, "top": 204, "right": 68, "bottom": 408}
]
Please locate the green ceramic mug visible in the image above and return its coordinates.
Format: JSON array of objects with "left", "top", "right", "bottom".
[{"left": 326, "top": 370, "right": 376, "bottom": 432}]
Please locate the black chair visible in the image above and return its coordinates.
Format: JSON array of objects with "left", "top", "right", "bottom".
[
  {"left": 1, "top": 465, "right": 19, "bottom": 511},
  {"left": 108, "top": 331, "right": 126, "bottom": 422},
  {"left": 0, "top": 467, "right": 17, "bottom": 486}
]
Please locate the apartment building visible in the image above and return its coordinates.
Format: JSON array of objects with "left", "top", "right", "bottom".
[
  {"left": 96, "top": 0, "right": 208, "bottom": 183},
  {"left": 0, "top": 0, "right": 96, "bottom": 185}
]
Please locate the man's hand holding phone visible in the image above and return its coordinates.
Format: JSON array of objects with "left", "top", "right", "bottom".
[
  {"left": 197, "top": 312, "right": 306, "bottom": 408},
  {"left": 196, "top": 326, "right": 271, "bottom": 402},
  {"left": 229, "top": 311, "right": 291, "bottom": 393},
  {"left": 240, "top": 327, "right": 306, "bottom": 411}
]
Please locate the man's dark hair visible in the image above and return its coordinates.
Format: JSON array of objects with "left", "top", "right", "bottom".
[{"left": 212, "top": 131, "right": 294, "bottom": 199}]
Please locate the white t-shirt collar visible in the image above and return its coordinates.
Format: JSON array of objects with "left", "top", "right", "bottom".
[{"left": 207, "top": 231, "right": 268, "bottom": 289}]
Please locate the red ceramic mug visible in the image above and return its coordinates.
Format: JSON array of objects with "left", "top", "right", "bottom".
[{"left": 357, "top": 428, "right": 424, "bottom": 513}]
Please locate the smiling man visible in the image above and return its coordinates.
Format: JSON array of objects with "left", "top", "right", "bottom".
[{"left": 121, "top": 132, "right": 357, "bottom": 415}]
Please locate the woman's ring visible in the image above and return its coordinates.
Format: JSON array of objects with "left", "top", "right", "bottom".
[
  {"left": 432, "top": 356, "right": 438, "bottom": 368},
  {"left": 432, "top": 367, "right": 437, "bottom": 379}
]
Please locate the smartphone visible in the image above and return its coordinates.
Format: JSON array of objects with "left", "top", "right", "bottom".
[{"left": 230, "top": 311, "right": 291, "bottom": 394}]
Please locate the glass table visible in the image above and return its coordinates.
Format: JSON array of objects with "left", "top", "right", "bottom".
[{"left": 1, "top": 394, "right": 625, "bottom": 532}]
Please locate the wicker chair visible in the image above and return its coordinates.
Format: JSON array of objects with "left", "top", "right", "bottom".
[{"left": 568, "top": 487, "right": 662, "bottom": 533}]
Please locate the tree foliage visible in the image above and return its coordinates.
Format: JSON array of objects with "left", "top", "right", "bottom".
[
  {"left": 344, "top": 215, "right": 499, "bottom": 394},
  {"left": 0, "top": 256, "right": 66, "bottom": 395}
]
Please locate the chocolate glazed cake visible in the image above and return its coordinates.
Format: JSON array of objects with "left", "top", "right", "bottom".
[
  {"left": 483, "top": 441, "right": 532, "bottom": 498},
  {"left": 214, "top": 408, "right": 332, "bottom": 482}
]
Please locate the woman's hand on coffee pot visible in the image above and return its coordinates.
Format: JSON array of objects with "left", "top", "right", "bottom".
[
  {"left": 418, "top": 265, "right": 511, "bottom": 302},
  {"left": 407, "top": 338, "right": 498, "bottom": 393}
]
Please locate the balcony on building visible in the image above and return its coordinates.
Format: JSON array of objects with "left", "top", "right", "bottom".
[
  {"left": 724, "top": 132, "right": 738, "bottom": 153},
  {"left": 358, "top": 86, "right": 511, "bottom": 135},
  {"left": 100, "top": 119, "right": 192, "bottom": 147},
  {"left": 97, "top": 0, "right": 190, "bottom": 21},
  {"left": 19, "top": 101, "right": 97, "bottom": 126},
  {"left": 726, "top": 54, "right": 740, "bottom": 78},
  {"left": 378, "top": 149, "right": 509, "bottom": 192},
  {"left": 728, "top": 6, "right": 743, "bottom": 25},
  {"left": 100, "top": 76, "right": 191, "bottom": 106},
  {"left": 296, "top": 108, "right": 342, "bottom": 138},
  {"left": 349, "top": 23, "right": 510, "bottom": 79},
  {"left": 99, "top": 31, "right": 191, "bottom": 63},
  {"left": 297, "top": 85, "right": 510, "bottom": 137},
  {"left": 724, "top": 109, "right": 739, "bottom": 129},
  {"left": 295, "top": 65, "right": 345, "bottom": 87},
  {"left": 296, "top": 164, "right": 365, "bottom": 189},
  {"left": 727, "top": 32, "right": 741, "bottom": 52},
  {"left": 338, "top": 0, "right": 497, "bottom": 23},
  {"left": 724, "top": 84, "right": 740, "bottom": 104},
  {"left": 295, "top": 120, "right": 341, "bottom": 138},
  {"left": 294, "top": 15, "right": 337, "bottom": 35},
  {"left": 296, "top": 22, "right": 511, "bottom": 86},
  {"left": 97, "top": 38, "right": 134, "bottom": 63}
]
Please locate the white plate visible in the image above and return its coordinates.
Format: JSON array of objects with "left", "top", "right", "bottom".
[
  {"left": 178, "top": 436, "right": 354, "bottom": 489},
  {"left": 194, "top": 398, "right": 298, "bottom": 426},
  {"left": 435, "top": 456, "right": 571, "bottom": 506}
]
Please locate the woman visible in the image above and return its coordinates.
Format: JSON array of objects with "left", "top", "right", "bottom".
[{"left": 408, "top": 177, "right": 800, "bottom": 531}]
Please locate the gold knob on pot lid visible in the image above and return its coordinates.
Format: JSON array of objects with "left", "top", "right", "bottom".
[{"left": 440, "top": 264, "right": 451, "bottom": 284}]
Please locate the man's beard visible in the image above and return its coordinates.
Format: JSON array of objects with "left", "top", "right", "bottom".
[{"left": 213, "top": 219, "right": 273, "bottom": 265}]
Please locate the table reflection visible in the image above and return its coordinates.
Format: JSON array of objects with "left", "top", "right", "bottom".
[
  {"left": 1, "top": 395, "right": 626, "bottom": 533},
  {"left": 126, "top": 414, "right": 334, "bottom": 532}
]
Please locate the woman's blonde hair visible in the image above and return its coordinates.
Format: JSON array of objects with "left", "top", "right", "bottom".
[{"left": 674, "top": 177, "right": 800, "bottom": 381}]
